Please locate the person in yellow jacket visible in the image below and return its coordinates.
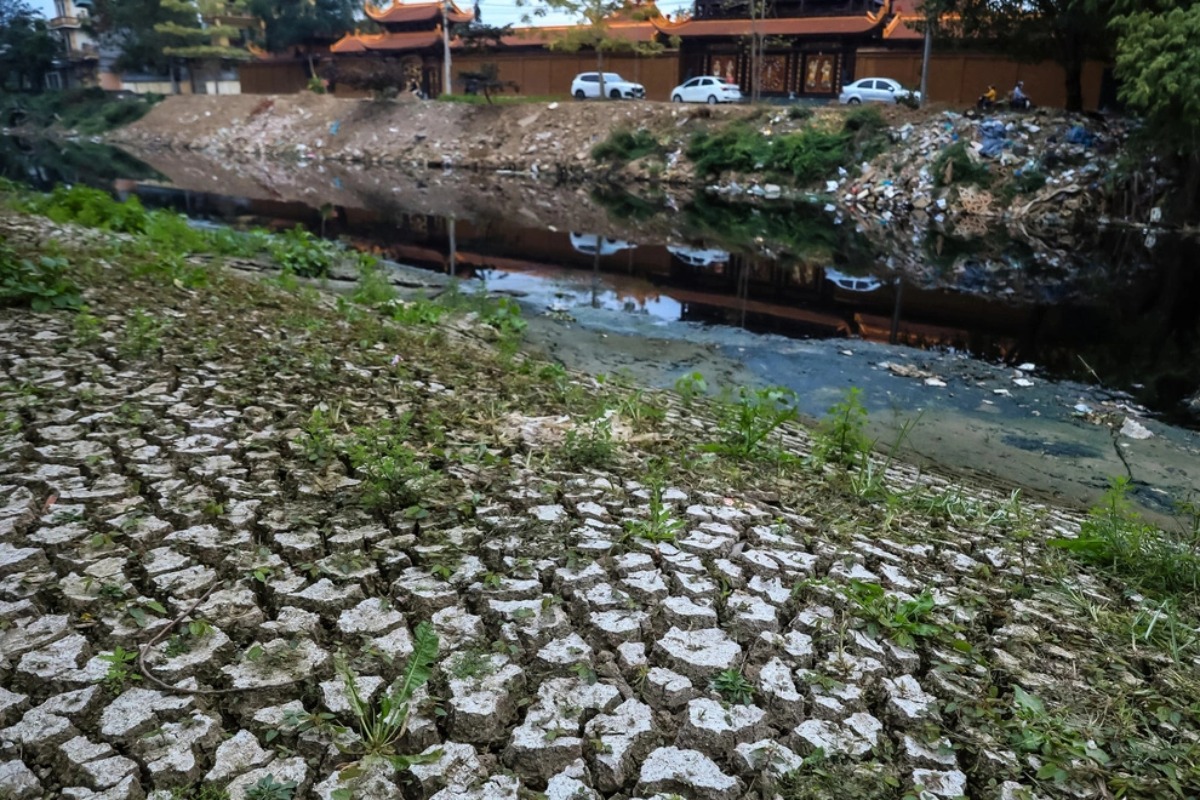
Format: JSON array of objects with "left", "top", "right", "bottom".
[{"left": 977, "top": 84, "right": 997, "bottom": 110}]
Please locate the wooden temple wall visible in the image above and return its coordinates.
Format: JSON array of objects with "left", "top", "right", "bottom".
[
  {"left": 451, "top": 51, "right": 681, "bottom": 101},
  {"left": 854, "top": 50, "right": 1107, "bottom": 109}
]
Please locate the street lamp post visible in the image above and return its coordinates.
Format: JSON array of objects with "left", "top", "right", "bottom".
[{"left": 442, "top": 0, "right": 452, "bottom": 96}]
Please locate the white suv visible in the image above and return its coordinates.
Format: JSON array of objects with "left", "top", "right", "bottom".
[{"left": 571, "top": 72, "right": 646, "bottom": 100}]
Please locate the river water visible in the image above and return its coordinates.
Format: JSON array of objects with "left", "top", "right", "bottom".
[{"left": 3, "top": 135, "right": 1198, "bottom": 514}]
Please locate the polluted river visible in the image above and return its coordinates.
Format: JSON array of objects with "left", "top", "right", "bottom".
[{"left": 2, "top": 134, "right": 1198, "bottom": 519}]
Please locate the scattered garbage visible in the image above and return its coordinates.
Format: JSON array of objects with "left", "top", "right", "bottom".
[{"left": 1120, "top": 417, "right": 1154, "bottom": 440}]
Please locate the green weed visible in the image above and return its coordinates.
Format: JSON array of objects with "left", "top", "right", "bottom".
[
  {"left": 1050, "top": 477, "right": 1200, "bottom": 598},
  {"left": 245, "top": 774, "right": 297, "bottom": 800},
  {"left": 98, "top": 646, "right": 141, "bottom": 695},
  {"left": 933, "top": 141, "right": 993, "bottom": 188},
  {"left": 351, "top": 255, "right": 397, "bottom": 307},
  {"left": 843, "top": 581, "right": 951, "bottom": 650},
  {"left": 334, "top": 621, "right": 443, "bottom": 770},
  {"left": 592, "top": 128, "right": 664, "bottom": 164},
  {"left": 624, "top": 478, "right": 683, "bottom": 543},
  {"left": 268, "top": 226, "right": 338, "bottom": 278},
  {"left": 561, "top": 415, "right": 616, "bottom": 470},
  {"left": 674, "top": 371, "right": 708, "bottom": 406},
  {"left": 704, "top": 385, "right": 798, "bottom": 461},
  {"left": 711, "top": 668, "right": 755, "bottom": 705},
  {"left": 812, "top": 387, "right": 871, "bottom": 467},
  {"left": 345, "top": 417, "right": 441, "bottom": 512},
  {"left": 119, "top": 309, "right": 165, "bottom": 359},
  {"left": 0, "top": 241, "right": 81, "bottom": 311}
]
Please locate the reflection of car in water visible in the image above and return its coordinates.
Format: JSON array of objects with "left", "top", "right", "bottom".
[
  {"left": 824, "top": 268, "right": 883, "bottom": 292},
  {"left": 667, "top": 245, "right": 731, "bottom": 267},
  {"left": 570, "top": 233, "right": 637, "bottom": 256}
]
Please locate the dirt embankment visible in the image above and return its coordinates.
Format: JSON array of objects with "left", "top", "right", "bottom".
[{"left": 111, "top": 94, "right": 1166, "bottom": 231}]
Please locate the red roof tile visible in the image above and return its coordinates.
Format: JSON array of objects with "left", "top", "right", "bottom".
[
  {"left": 364, "top": 1, "right": 472, "bottom": 26},
  {"left": 652, "top": 15, "right": 882, "bottom": 37},
  {"left": 330, "top": 30, "right": 443, "bottom": 53}
]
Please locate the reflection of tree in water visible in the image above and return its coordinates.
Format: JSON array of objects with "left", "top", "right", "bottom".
[{"left": 0, "top": 137, "right": 162, "bottom": 191}]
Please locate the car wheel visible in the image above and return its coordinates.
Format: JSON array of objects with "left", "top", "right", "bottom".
[
  {"left": 707, "top": 95, "right": 718, "bottom": 105},
  {"left": 847, "top": 97, "right": 861, "bottom": 105},
  {"left": 672, "top": 94, "right": 682, "bottom": 103},
  {"left": 610, "top": 89, "right": 622, "bottom": 99},
  {"left": 574, "top": 90, "right": 585, "bottom": 100}
]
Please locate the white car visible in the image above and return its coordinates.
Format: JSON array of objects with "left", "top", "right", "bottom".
[
  {"left": 667, "top": 245, "right": 730, "bottom": 267},
  {"left": 838, "top": 77, "right": 920, "bottom": 105},
  {"left": 570, "top": 233, "right": 637, "bottom": 256},
  {"left": 670, "top": 76, "right": 743, "bottom": 104},
  {"left": 825, "top": 269, "right": 883, "bottom": 292},
  {"left": 571, "top": 72, "right": 645, "bottom": 100}
]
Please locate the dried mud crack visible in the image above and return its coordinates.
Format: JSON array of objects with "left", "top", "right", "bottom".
[{"left": 1, "top": 201, "right": 1198, "bottom": 800}]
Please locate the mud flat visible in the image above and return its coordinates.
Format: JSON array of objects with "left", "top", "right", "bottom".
[{"left": 1, "top": 197, "right": 1198, "bottom": 800}]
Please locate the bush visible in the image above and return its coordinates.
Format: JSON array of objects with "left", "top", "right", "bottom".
[
  {"left": 592, "top": 128, "right": 664, "bottom": 163},
  {"left": 268, "top": 226, "right": 338, "bottom": 278},
  {"left": 0, "top": 240, "right": 81, "bottom": 311},
  {"left": 688, "top": 108, "right": 888, "bottom": 184},
  {"left": 25, "top": 185, "right": 149, "bottom": 233},
  {"left": 933, "top": 141, "right": 993, "bottom": 188}
]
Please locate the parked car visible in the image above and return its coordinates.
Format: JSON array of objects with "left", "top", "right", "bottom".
[
  {"left": 571, "top": 72, "right": 645, "bottom": 100},
  {"left": 570, "top": 233, "right": 637, "bottom": 256},
  {"left": 669, "top": 76, "right": 743, "bottom": 104},
  {"left": 824, "top": 268, "right": 883, "bottom": 292},
  {"left": 838, "top": 77, "right": 920, "bottom": 105},
  {"left": 667, "top": 245, "right": 730, "bottom": 267}
]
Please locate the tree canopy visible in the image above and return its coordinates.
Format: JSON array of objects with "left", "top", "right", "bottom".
[
  {"left": 0, "top": 0, "right": 58, "bottom": 91},
  {"left": 155, "top": 0, "right": 253, "bottom": 62},
  {"left": 244, "top": 0, "right": 357, "bottom": 53}
]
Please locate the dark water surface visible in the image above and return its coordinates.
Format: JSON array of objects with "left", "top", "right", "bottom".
[{"left": 4, "top": 135, "right": 1198, "bottom": 425}]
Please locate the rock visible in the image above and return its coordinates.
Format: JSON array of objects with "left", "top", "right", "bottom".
[
  {"left": 732, "top": 739, "right": 805, "bottom": 781},
  {"left": 676, "top": 698, "right": 768, "bottom": 758},
  {"left": 226, "top": 757, "right": 308, "bottom": 800},
  {"left": 312, "top": 758, "right": 400, "bottom": 799},
  {"left": 445, "top": 653, "right": 524, "bottom": 743},
  {"left": 584, "top": 699, "right": 655, "bottom": 792},
  {"left": 654, "top": 627, "right": 741, "bottom": 681},
  {"left": 643, "top": 667, "right": 694, "bottom": 710},
  {"left": 636, "top": 747, "right": 743, "bottom": 800},
  {"left": 204, "top": 729, "right": 274, "bottom": 783},
  {"left": 0, "top": 760, "right": 43, "bottom": 798},
  {"left": 913, "top": 768, "right": 969, "bottom": 797},
  {"left": 98, "top": 689, "right": 193, "bottom": 742},
  {"left": 409, "top": 742, "right": 485, "bottom": 796}
]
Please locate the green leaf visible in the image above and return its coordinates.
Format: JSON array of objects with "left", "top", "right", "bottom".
[
  {"left": 388, "top": 748, "right": 443, "bottom": 771},
  {"left": 1012, "top": 685, "right": 1045, "bottom": 716},
  {"left": 393, "top": 622, "right": 439, "bottom": 705},
  {"left": 144, "top": 600, "right": 168, "bottom": 615}
]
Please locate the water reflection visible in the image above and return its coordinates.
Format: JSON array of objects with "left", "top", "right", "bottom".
[{"left": 2, "top": 137, "right": 1197, "bottom": 423}]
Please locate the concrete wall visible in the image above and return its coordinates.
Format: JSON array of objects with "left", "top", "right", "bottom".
[{"left": 854, "top": 50, "right": 1107, "bottom": 109}]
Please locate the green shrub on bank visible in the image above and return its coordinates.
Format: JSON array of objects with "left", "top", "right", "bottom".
[
  {"left": 933, "top": 141, "right": 993, "bottom": 188},
  {"left": 25, "top": 185, "right": 150, "bottom": 233},
  {"left": 687, "top": 107, "right": 887, "bottom": 184},
  {"left": 268, "top": 226, "right": 338, "bottom": 278},
  {"left": 592, "top": 128, "right": 664, "bottom": 164},
  {"left": 0, "top": 239, "right": 81, "bottom": 311}
]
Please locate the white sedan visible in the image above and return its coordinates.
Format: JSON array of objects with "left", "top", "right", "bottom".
[
  {"left": 838, "top": 77, "right": 920, "bottom": 105},
  {"left": 670, "top": 76, "right": 743, "bottom": 104}
]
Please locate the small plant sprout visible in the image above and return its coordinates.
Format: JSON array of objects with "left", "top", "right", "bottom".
[
  {"left": 98, "top": 646, "right": 142, "bottom": 694},
  {"left": 333, "top": 621, "right": 442, "bottom": 771},
  {"left": 625, "top": 477, "right": 684, "bottom": 543},
  {"left": 244, "top": 774, "right": 297, "bottom": 800},
  {"left": 813, "top": 386, "right": 871, "bottom": 467},
  {"left": 843, "top": 581, "right": 953, "bottom": 650},
  {"left": 711, "top": 668, "right": 755, "bottom": 705},
  {"left": 705, "top": 385, "right": 798, "bottom": 461}
]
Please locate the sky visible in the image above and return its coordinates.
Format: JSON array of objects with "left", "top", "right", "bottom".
[{"left": 29, "top": 0, "right": 699, "bottom": 28}]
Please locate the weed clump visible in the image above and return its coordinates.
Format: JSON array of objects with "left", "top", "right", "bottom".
[
  {"left": 0, "top": 240, "right": 81, "bottom": 311},
  {"left": 687, "top": 107, "right": 887, "bottom": 185},
  {"left": 933, "top": 141, "right": 993, "bottom": 188},
  {"left": 592, "top": 128, "right": 664, "bottom": 164},
  {"left": 269, "top": 226, "right": 338, "bottom": 278}
]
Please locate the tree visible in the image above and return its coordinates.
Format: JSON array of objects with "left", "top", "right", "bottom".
[
  {"left": 154, "top": 0, "right": 253, "bottom": 92},
  {"left": 935, "top": 0, "right": 1113, "bottom": 111},
  {"left": 518, "top": 0, "right": 671, "bottom": 99},
  {"left": 0, "top": 0, "right": 58, "bottom": 91},
  {"left": 88, "top": 0, "right": 193, "bottom": 73},
  {"left": 244, "top": 0, "right": 357, "bottom": 55},
  {"left": 1111, "top": 0, "right": 1200, "bottom": 214}
]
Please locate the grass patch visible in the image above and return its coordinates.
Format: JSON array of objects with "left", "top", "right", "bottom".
[
  {"left": 687, "top": 107, "right": 887, "bottom": 185},
  {"left": 1050, "top": 477, "right": 1200, "bottom": 598},
  {"left": 933, "top": 141, "right": 993, "bottom": 188},
  {"left": 592, "top": 128, "right": 664, "bottom": 164}
]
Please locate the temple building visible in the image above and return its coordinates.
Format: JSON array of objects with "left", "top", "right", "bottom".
[{"left": 324, "top": 0, "right": 917, "bottom": 100}]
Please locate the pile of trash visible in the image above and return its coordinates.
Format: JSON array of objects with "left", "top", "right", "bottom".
[{"left": 833, "top": 109, "right": 1142, "bottom": 232}]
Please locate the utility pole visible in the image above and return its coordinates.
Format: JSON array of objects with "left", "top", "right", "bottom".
[
  {"left": 919, "top": 0, "right": 933, "bottom": 107},
  {"left": 442, "top": 0, "right": 452, "bottom": 97}
]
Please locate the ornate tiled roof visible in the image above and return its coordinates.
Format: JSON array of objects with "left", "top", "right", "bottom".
[{"left": 363, "top": 0, "right": 473, "bottom": 26}]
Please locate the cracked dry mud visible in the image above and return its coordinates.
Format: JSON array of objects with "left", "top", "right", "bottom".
[{"left": 1, "top": 206, "right": 1198, "bottom": 800}]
